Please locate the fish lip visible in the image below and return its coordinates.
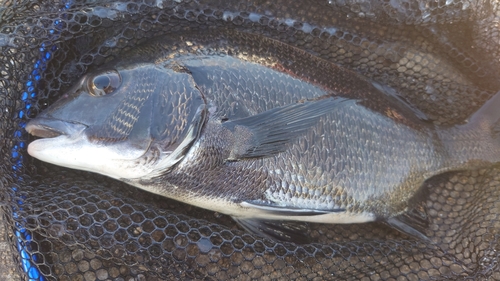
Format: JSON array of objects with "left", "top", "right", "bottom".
[{"left": 26, "top": 117, "right": 87, "bottom": 138}]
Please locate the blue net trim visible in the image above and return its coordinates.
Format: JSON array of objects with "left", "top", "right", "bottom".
[{"left": 12, "top": 1, "right": 73, "bottom": 279}]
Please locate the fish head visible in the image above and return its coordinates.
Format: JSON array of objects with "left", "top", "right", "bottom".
[{"left": 26, "top": 62, "right": 207, "bottom": 180}]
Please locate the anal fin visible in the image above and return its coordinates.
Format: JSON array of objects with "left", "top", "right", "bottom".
[{"left": 385, "top": 207, "right": 432, "bottom": 243}]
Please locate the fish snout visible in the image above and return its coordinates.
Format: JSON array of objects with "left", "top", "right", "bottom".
[{"left": 26, "top": 117, "right": 87, "bottom": 138}]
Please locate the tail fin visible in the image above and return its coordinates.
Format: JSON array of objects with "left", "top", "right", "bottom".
[
  {"left": 438, "top": 91, "right": 500, "bottom": 174},
  {"left": 467, "top": 91, "right": 500, "bottom": 134}
]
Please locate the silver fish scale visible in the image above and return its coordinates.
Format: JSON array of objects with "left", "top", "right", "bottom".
[
  {"left": 5, "top": 0, "right": 500, "bottom": 279},
  {"left": 260, "top": 102, "right": 443, "bottom": 217},
  {"left": 95, "top": 68, "right": 155, "bottom": 141},
  {"left": 185, "top": 56, "right": 320, "bottom": 118},
  {"left": 182, "top": 54, "right": 446, "bottom": 218}
]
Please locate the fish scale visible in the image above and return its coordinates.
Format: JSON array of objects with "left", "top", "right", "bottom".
[
  {"left": 3, "top": 0, "right": 500, "bottom": 279},
  {"left": 26, "top": 29, "right": 500, "bottom": 243}
]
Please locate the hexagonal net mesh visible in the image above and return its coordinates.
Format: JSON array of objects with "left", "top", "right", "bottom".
[{"left": 0, "top": 0, "right": 499, "bottom": 280}]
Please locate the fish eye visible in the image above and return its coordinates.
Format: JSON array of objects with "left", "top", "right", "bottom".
[{"left": 88, "top": 70, "right": 121, "bottom": 96}]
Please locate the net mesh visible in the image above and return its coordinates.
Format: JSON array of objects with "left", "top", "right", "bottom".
[{"left": 1, "top": 0, "right": 499, "bottom": 280}]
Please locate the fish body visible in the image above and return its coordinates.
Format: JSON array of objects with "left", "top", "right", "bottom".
[{"left": 26, "top": 30, "right": 500, "bottom": 242}]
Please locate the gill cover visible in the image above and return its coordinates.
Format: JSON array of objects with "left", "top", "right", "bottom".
[{"left": 27, "top": 63, "right": 207, "bottom": 179}]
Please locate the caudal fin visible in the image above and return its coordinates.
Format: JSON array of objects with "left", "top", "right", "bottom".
[
  {"left": 467, "top": 91, "right": 500, "bottom": 135},
  {"left": 440, "top": 91, "right": 500, "bottom": 175}
]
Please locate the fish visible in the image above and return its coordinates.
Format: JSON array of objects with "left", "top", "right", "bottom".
[{"left": 25, "top": 29, "right": 500, "bottom": 243}]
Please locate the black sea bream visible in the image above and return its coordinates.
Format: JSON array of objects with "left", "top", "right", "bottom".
[{"left": 26, "top": 30, "right": 500, "bottom": 242}]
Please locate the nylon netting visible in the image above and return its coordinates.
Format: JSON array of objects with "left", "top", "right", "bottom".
[{"left": 0, "top": 0, "right": 499, "bottom": 280}]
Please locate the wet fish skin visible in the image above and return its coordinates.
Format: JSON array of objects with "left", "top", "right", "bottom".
[{"left": 25, "top": 30, "right": 500, "bottom": 242}]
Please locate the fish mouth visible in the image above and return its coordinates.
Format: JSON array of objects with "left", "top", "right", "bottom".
[{"left": 26, "top": 117, "right": 87, "bottom": 138}]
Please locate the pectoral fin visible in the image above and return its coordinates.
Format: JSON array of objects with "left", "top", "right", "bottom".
[{"left": 223, "top": 97, "right": 351, "bottom": 160}]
